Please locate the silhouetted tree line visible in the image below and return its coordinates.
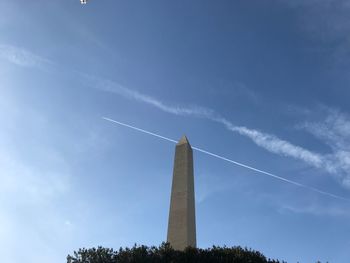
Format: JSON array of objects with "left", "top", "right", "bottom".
[{"left": 67, "top": 243, "right": 286, "bottom": 263}]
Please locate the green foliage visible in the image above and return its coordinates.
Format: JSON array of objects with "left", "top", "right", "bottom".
[{"left": 67, "top": 243, "right": 287, "bottom": 263}]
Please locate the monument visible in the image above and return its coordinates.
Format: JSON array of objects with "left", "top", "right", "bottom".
[{"left": 167, "top": 135, "right": 196, "bottom": 250}]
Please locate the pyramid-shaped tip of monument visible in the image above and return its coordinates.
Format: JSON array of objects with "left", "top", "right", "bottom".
[{"left": 177, "top": 135, "right": 190, "bottom": 145}]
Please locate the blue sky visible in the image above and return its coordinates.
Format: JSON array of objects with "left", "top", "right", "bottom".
[{"left": 1, "top": 0, "right": 350, "bottom": 262}]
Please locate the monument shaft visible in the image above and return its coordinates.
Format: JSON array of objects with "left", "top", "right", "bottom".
[{"left": 167, "top": 136, "right": 196, "bottom": 250}]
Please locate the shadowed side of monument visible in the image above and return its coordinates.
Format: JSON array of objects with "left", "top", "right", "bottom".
[{"left": 167, "top": 135, "right": 196, "bottom": 250}]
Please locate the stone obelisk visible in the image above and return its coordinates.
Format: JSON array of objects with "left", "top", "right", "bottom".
[{"left": 167, "top": 135, "right": 196, "bottom": 250}]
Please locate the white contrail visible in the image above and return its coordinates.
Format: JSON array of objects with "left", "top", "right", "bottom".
[
  {"left": 103, "top": 117, "right": 177, "bottom": 144},
  {"left": 102, "top": 117, "right": 350, "bottom": 202}
]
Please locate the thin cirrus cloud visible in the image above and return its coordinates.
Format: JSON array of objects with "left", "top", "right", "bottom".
[
  {"left": 0, "top": 44, "right": 51, "bottom": 69},
  {"left": 87, "top": 76, "right": 350, "bottom": 188},
  {"left": 299, "top": 109, "right": 350, "bottom": 187},
  {"left": 300, "top": 109, "right": 350, "bottom": 151}
]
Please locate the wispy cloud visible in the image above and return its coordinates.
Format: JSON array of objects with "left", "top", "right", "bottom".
[
  {"left": 216, "top": 119, "right": 324, "bottom": 168},
  {"left": 90, "top": 77, "right": 350, "bottom": 188},
  {"left": 300, "top": 108, "right": 350, "bottom": 151},
  {"left": 299, "top": 108, "right": 350, "bottom": 187},
  {"left": 0, "top": 44, "right": 51, "bottom": 69},
  {"left": 91, "top": 78, "right": 215, "bottom": 117}
]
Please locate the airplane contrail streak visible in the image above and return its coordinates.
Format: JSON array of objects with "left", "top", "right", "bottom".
[{"left": 102, "top": 117, "right": 350, "bottom": 202}]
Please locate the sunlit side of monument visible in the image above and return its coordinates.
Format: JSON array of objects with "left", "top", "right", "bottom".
[{"left": 167, "top": 135, "right": 197, "bottom": 250}]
